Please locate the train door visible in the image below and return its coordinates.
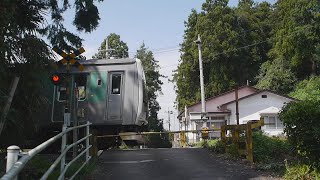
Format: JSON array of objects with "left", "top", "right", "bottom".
[
  {"left": 106, "top": 72, "right": 124, "bottom": 121},
  {"left": 88, "top": 72, "right": 107, "bottom": 123},
  {"left": 75, "top": 74, "right": 88, "bottom": 122}
]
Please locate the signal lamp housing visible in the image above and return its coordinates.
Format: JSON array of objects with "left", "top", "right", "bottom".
[{"left": 51, "top": 74, "right": 63, "bottom": 85}]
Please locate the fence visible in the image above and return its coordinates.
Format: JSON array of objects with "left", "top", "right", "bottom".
[
  {"left": 1, "top": 121, "right": 92, "bottom": 180},
  {"left": 220, "top": 118, "right": 265, "bottom": 162}
]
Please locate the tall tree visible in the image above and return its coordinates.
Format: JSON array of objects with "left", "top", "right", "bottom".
[
  {"left": 257, "top": 0, "right": 320, "bottom": 92},
  {"left": 174, "top": 0, "right": 273, "bottom": 110},
  {"left": 136, "top": 44, "right": 171, "bottom": 147},
  {"left": 92, "top": 33, "right": 129, "bottom": 59},
  {"left": 136, "top": 44, "right": 163, "bottom": 131}
]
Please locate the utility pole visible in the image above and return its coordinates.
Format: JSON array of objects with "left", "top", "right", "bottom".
[
  {"left": 167, "top": 108, "right": 173, "bottom": 131},
  {"left": 98, "top": 37, "right": 115, "bottom": 59},
  {"left": 235, "top": 86, "right": 239, "bottom": 125},
  {"left": 194, "top": 34, "right": 207, "bottom": 127}
]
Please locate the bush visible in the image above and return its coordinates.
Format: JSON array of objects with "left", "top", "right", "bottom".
[
  {"left": 205, "top": 139, "right": 225, "bottom": 153},
  {"left": 284, "top": 164, "right": 320, "bottom": 180},
  {"left": 253, "top": 131, "right": 291, "bottom": 163},
  {"left": 279, "top": 100, "right": 320, "bottom": 167},
  {"left": 190, "top": 141, "right": 204, "bottom": 148}
]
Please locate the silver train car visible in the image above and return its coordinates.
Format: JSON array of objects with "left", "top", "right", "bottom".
[{"left": 51, "top": 58, "right": 148, "bottom": 132}]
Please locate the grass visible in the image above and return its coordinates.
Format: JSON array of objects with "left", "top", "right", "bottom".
[
  {"left": 0, "top": 154, "right": 97, "bottom": 180},
  {"left": 284, "top": 163, "right": 320, "bottom": 180}
]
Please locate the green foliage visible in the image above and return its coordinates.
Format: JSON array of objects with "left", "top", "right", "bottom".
[
  {"left": 19, "top": 156, "right": 51, "bottom": 179},
  {"left": 136, "top": 44, "right": 171, "bottom": 147},
  {"left": 289, "top": 76, "right": 320, "bottom": 101},
  {"left": 284, "top": 164, "right": 320, "bottom": 180},
  {"left": 257, "top": 0, "right": 320, "bottom": 92},
  {"left": 225, "top": 143, "right": 240, "bottom": 159},
  {"left": 0, "top": 0, "right": 103, "bottom": 142},
  {"left": 174, "top": 0, "right": 273, "bottom": 110},
  {"left": 92, "top": 33, "right": 129, "bottom": 59},
  {"left": 256, "top": 59, "right": 297, "bottom": 94},
  {"left": 205, "top": 139, "right": 225, "bottom": 154},
  {"left": 279, "top": 100, "right": 320, "bottom": 167},
  {"left": 18, "top": 156, "right": 97, "bottom": 179},
  {"left": 175, "top": 0, "right": 320, "bottom": 110},
  {"left": 252, "top": 131, "right": 291, "bottom": 163},
  {"left": 191, "top": 141, "right": 204, "bottom": 148}
]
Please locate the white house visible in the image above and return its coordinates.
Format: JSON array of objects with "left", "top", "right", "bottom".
[{"left": 178, "top": 86, "right": 295, "bottom": 143}]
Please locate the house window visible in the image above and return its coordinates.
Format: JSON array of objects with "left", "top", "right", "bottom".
[
  {"left": 211, "top": 116, "right": 224, "bottom": 120},
  {"left": 264, "top": 115, "right": 283, "bottom": 129},
  {"left": 206, "top": 119, "right": 225, "bottom": 129}
]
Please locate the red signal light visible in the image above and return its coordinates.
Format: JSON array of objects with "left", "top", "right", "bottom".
[
  {"left": 51, "top": 74, "right": 62, "bottom": 85},
  {"left": 52, "top": 75, "right": 60, "bottom": 82}
]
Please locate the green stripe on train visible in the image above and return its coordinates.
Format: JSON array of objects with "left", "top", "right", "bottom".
[{"left": 88, "top": 72, "right": 107, "bottom": 103}]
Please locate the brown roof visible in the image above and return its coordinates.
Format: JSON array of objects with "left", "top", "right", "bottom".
[
  {"left": 177, "top": 85, "right": 259, "bottom": 117},
  {"left": 218, "top": 89, "right": 297, "bottom": 109}
]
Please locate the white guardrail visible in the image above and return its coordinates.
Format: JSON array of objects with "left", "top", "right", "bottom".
[{"left": 1, "top": 121, "right": 92, "bottom": 180}]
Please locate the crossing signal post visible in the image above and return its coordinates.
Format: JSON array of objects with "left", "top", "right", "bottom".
[{"left": 52, "top": 47, "right": 85, "bottom": 158}]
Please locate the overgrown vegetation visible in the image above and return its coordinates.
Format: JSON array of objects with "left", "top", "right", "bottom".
[
  {"left": 204, "top": 139, "right": 225, "bottom": 154},
  {"left": 16, "top": 155, "right": 97, "bottom": 180},
  {"left": 174, "top": 0, "right": 320, "bottom": 110},
  {"left": 252, "top": 131, "right": 291, "bottom": 164},
  {"left": 280, "top": 100, "right": 320, "bottom": 168},
  {"left": 284, "top": 164, "right": 320, "bottom": 180}
]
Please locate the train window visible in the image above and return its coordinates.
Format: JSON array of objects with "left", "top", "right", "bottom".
[
  {"left": 75, "top": 74, "right": 87, "bottom": 101},
  {"left": 98, "top": 79, "right": 102, "bottom": 86},
  {"left": 58, "top": 86, "right": 67, "bottom": 101},
  {"left": 111, "top": 74, "right": 121, "bottom": 94}
]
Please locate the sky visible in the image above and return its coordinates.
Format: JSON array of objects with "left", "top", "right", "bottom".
[{"left": 64, "top": 0, "right": 275, "bottom": 131}]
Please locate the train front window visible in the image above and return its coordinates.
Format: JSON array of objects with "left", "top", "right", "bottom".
[{"left": 112, "top": 74, "right": 122, "bottom": 94}]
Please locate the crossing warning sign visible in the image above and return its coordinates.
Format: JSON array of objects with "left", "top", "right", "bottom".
[{"left": 52, "top": 47, "right": 85, "bottom": 71}]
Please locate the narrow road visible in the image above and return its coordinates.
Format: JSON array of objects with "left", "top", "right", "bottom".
[{"left": 90, "top": 148, "right": 278, "bottom": 180}]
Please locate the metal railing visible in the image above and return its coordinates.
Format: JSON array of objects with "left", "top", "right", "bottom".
[{"left": 1, "top": 121, "right": 92, "bottom": 180}]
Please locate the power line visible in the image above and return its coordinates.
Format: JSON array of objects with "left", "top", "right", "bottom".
[
  {"left": 158, "top": 39, "right": 270, "bottom": 69},
  {"left": 212, "top": 39, "right": 270, "bottom": 57}
]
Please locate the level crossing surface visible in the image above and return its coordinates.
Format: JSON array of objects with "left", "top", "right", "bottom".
[{"left": 89, "top": 148, "right": 279, "bottom": 180}]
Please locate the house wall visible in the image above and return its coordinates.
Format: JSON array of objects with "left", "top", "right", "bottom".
[
  {"left": 226, "top": 91, "right": 293, "bottom": 136},
  {"left": 183, "top": 86, "right": 257, "bottom": 143}
]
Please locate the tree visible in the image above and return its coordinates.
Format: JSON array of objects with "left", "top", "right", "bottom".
[
  {"left": 173, "top": 0, "right": 273, "bottom": 110},
  {"left": 136, "top": 44, "right": 171, "bottom": 147},
  {"left": 289, "top": 76, "right": 320, "bottom": 101},
  {"left": 279, "top": 100, "right": 320, "bottom": 167},
  {"left": 0, "top": 0, "right": 103, "bottom": 144},
  {"left": 256, "top": 59, "right": 297, "bottom": 94},
  {"left": 257, "top": 0, "right": 320, "bottom": 91},
  {"left": 92, "top": 33, "right": 129, "bottom": 59}
]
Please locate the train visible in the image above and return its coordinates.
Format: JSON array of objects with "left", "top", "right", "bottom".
[{"left": 50, "top": 58, "right": 148, "bottom": 148}]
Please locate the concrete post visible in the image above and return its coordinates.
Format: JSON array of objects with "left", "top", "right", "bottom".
[
  {"left": 195, "top": 35, "right": 206, "bottom": 118},
  {"left": 6, "top": 145, "right": 20, "bottom": 180}
]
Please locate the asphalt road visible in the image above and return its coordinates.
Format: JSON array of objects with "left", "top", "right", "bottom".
[{"left": 90, "top": 148, "right": 278, "bottom": 180}]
